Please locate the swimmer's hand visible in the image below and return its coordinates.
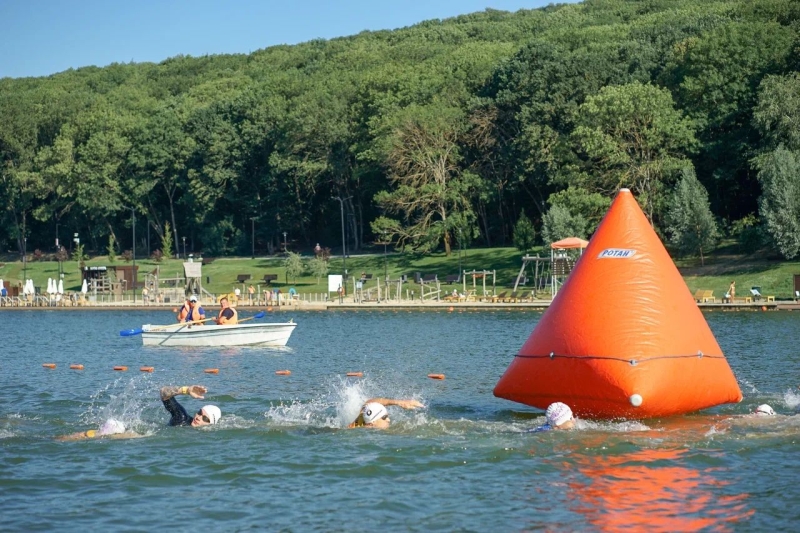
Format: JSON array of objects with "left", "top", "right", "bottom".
[
  {"left": 397, "top": 399, "right": 424, "bottom": 410},
  {"left": 188, "top": 385, "right": 207, "bottom": 399}
]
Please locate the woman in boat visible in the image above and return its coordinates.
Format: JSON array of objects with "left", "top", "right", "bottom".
[
  {"left": 215, "top": 296, "right": 238, "bottom": 325},
  {"left": 160, "top": 384, "right": 221, "bottom": 427},
  {"left": 348, "top": 398, "right": 424, "bottom": 429}
]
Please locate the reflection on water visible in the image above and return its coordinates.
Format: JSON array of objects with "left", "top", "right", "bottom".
[{"left": 566, "top": 447, "right": 753, "bottom": 532}]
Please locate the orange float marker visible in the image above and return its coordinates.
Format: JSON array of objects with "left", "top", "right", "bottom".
[
  {"left": 275, "top": 370, "right": 291, "bottom": 376},
  {"left": 428, "top": 373, "right": 445, "bottom": 380},
  {"left": 69, "top": 364, "right": 84, "bottom": 370},
  {"left": 140, "top": 366, "right": 154, "bottom": 373},
  {"left": 494, "top": 189, "right": 742, "bottom": 419},
  {"left": 204, "top": 368, "right": 219, "bottom": 374},
  {"left": 42, "top": 363, "right": 56, "bottom": 369},
  {"left": 346, "top": 372, "right": 363, "bottom": 377},
  {"left": 113, "top": 366, "right": 128, "bottom": 371}
]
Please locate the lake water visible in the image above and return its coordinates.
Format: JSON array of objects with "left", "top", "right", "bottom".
[{"left": 1, "top": 309, "right": 799, "bottom": 531}]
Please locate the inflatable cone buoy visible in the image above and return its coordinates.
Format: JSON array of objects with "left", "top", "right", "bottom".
[{"left": 494, "top": 189, "right": 742, "bottom": 419}]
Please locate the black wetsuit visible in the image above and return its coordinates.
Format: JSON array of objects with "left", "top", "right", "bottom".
[{"left": 163, "top": 396, "right": 193, "bottom": 427}]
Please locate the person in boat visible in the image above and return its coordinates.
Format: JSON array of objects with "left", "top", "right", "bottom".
[
  {"left": 177, "top": 295, "right": 205, "bottom": 325},
  {"left": 160, "top": 385, "right": 221, "bottom": 427},
  {"left": 56, "top": 418, "right": 140, "bottom": 441},
  {"left": 215, "top": 296, "right": 238, "bottom": 325},
  {"left": 348, "top": 398, "right": 424, "bottom": 429},
  {"left": 530, "top": 402, "right": 576, "bottom": 432}
]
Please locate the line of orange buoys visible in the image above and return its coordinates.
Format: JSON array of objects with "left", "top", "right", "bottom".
[{"left": 41, "top": 364, "right": 447, "bottom": 380}]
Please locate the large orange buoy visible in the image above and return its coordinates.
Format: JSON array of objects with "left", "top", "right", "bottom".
[{"left": 494, "top": 189, "right": 742, "bottom": 419}]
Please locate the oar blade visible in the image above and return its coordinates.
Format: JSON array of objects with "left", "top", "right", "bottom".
[
  {"left": 119, "top": 328, "right": 144, "bottom": 337},
  {"left": 254, "top": 311, "right": 266, "bottom": 319}
]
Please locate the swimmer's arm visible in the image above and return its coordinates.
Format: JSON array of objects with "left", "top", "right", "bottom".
[
  {"left": 160, "top": 385, "right": 207, "bottom": 401},
  {"left": 366, "top": 398, "right": 424, "bottom": 410},
  {"left": 55, "top": 430, "right": 96, "bottom": 442}
]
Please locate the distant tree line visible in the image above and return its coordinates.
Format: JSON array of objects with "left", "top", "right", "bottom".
[{"left": 1, "top": 0, "right": 799, "bottom": 261}]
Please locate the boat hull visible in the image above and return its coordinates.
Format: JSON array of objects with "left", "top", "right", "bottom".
[{"left": 141, "top": 322, "right": 296, "bottom": 347}]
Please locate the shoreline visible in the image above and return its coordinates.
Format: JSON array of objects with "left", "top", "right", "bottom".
[{"left": 1, "top": 300, "right": 797, "bottom": 311}]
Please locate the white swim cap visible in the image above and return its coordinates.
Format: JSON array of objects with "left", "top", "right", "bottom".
[
  {"left": 755, "top": 404, "right": 775, "bottom": 416},
  {"left": 361, "top": 402, "right": 388, "bottom": 425},
  {"left": 545, "top": 402, "right": 573, "bottom": 427},
  {"left": 99, "top": 418, "right": 126, "bottom": 436},
  {"left": 202, "top": 405, "right": 221, "bottom": 424}
]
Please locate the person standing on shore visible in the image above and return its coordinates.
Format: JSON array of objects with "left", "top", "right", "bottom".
[{"left": 728, "top": 281, "right": 736, "bottom": 303}]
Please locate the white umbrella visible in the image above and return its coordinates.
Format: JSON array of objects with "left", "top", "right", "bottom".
[
  {"left": 47, "top": 278, "right": 54, "bottom": 295},
  {"left": 0, "top": 278, "right": 4, "bottom": 294},
  {"left": 58, "top": 279, "right": 64, "bottom": 294},
  {"left": 26, "top": 279, "right": 34, "bottom": 295},
  {"left": 81, "top": 278, "right": 88, "bottom": 294}
]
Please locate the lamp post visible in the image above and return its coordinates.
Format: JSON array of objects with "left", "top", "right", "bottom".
[
  {"left": 458, "top": 227, "right": 463, "bottom": 277},
  {"left": 332, "top": 196, "right": 351, "bottom": 280},
  {"left": 55, "top": 222, "right": 60, "bottom": 250},
  {"left": 250, "top": 218, "right": 257, "bottom": 259},
  {"left": 129, "top": 208, "right": 136, "bottom": 304},
  {"left": 282, "top": 231, "right": 287, "bottom": 254},
  {"left": 382, "top": 231, "right": 388, "bottom": 281},
  {"left": 22, "top": 236, "right": 27, "bottom": 281},
  {"left": 182, "top": 236, "right": 186, "bottom": 260}
]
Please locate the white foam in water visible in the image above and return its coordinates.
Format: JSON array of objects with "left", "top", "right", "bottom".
[
  {"left": 264, "top": 375, "right": 425, "bottom": 429},
  {"left": 783, "top": 389, "right": 800, "bottom": 410}
]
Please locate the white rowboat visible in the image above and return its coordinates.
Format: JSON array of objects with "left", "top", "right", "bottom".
[{"left": 141, "top": 321, "right": 296, "bottom": 347}]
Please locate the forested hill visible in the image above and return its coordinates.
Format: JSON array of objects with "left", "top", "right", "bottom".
[{"left": 2, "top": 0, "right": 799, "bottom": 261}]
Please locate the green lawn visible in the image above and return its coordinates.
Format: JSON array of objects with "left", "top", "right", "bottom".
[{"left": 1, "top": 246, "right": 798, "bottom": 299}]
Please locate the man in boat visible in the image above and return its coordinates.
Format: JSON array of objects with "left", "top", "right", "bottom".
[
  {"left": 215, "top": 296, "right": 238, "bottom": 325},
  {"left": 160, "top": 384, "right": 221, "bottom": 427},
  {"left": 348, "top": 398, "right": 424, "bottom": 429},
  {"left": 177, "top": 295, "right": 205, "bottom": 325}
]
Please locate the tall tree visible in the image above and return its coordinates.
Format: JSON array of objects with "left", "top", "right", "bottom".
[
  {"left": 755, "top": 146, "right": 800, "bottom": 259},
  {"left": 664, "top": 167, "right": 719, "bottom": 265},
  {"left": 571, "top": 82, "right": 697, "bottom": 226}
]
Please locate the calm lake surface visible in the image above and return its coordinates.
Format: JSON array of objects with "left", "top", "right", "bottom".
[{"left": 1, "top": 309, "right": 799, "bottom": 531}]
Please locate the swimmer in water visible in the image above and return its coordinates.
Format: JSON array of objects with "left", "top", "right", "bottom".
[
  {"left": 56, "top": 418, "right": 140, "bottom": 441},
  {"left": 348, "top": 398, "right": 424, "bottom": 429},
  {"left": 530, "top": 402, "right": 576, "bottom": 432},
  {"left": 160, "top": 384, "right": 221, "bottom": 427}
]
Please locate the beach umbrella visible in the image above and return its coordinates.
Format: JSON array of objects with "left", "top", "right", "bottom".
[
  {"left": 58, "top": 279, "right": 64, "bottom": 294},
  {"left": 81, "top": 278, "right": 88, "bottom": 294},
  {"left": 0, "top": 278, "right": 4, "bottom": 293},
  {"left": 47, "top": 278, "right": 54, "bottom": 294}
]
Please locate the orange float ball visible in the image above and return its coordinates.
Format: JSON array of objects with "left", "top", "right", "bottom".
[
  {"left": 42, "top": 363, "right": 56, "bottom": 369},
  {"left": 427, "top": 373, "right": 446, "bottom": 380},
  {"left": 204, "top": 368, "right": 220, "bottom": 374},
  {"left": 140, "top": 366, "right": 154, "bottom": 372},
  {"left": 275, "top": 370, "right": 291, "bottom": 376},
  {"left": 69, "top": 364, "right": 84, "bottom": 370},
  {"left": 346, "top": 372, "right": 364, "bottom": 377},
  {"left": 113, "top": 366, "right": 128, "bottom": 371}
]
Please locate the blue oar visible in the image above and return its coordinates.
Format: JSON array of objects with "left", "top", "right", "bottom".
[{"left": 119, "top": 311, "right": 266, "bottom": 336}]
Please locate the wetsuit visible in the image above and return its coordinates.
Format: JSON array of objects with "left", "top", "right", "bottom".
[{"left": 162, "top": 396, "right": 193, "bottom": 427}]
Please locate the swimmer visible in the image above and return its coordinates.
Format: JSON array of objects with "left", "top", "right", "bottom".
[
  {"left": 348, "top": 398, "right": 424, "bottom": 429},
  {"left": 160, "top": 385, "right": 221, "bottom": 427},
  {"left": 530, "top": 402, "right": 576, "bottom": 432},
  {"left": 56, "top": 418, "right": 140, "bottom": 441},
  {"left": 754, "top": 404, "right": 775, "bottom": 416}
]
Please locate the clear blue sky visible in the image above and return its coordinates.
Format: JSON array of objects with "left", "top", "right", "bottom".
[{"left": 0, "top": 0, "right": 580, "bottom": 79}]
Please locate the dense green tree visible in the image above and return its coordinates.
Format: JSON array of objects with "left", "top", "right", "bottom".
[
  {"left": 540, "top": 205, "right": 588, "bottom": 248},
  {"left": 664, "top": 167, "right": 719, "bottom": 265},
  {"left": 755, "top": 146, "right": 800, "bottom": 259},
  {"left": 512, "top": 209, "right": 536, "bottom": 253},
  {"left": 571, "top": 82, "right": 698, "bottom": 226}
]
